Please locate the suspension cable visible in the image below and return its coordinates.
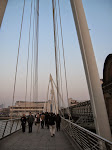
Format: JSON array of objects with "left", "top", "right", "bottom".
[
  {"left": 46, "top": 79, "right": 51, "bottom": 112},
  {"left": 24, "top": 0, "right": 33, "bottom": 114},
  {"left": 54, "top": 0, "right": 64, "bottom": 109},
  {"left": 30, "top": 0, "right": 35, "bottom": 111},
  {"left": 11, "top": 0, "right": 25, "bottom": 119},
  {"left": 45, "top": 79, "right": 50, "bottom": 113},
  {"left": 52, "top": 77, "right": 65, "bottom": 106},
  {"left": 52, "top": 0, "right": 60, "bottom": 114},
  {"left": 33, "top": 0, "right": 39, "bottom": 102},
  {"left": 58, "top": 0, "right": 71, "bottom": 118},
  {"left": 33, "top": 0, "right": 36, "bottom": 102},
  {"left": 51, "top": 75, "right": 65, "bottom": 116}
]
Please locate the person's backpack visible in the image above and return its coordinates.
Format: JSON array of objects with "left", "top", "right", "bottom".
[{"left": 49, "top": 115, "right": 55, "bottom": 125}]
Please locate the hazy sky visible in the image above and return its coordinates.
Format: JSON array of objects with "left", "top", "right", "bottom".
[{"left": 0, "top": 0, "right": 112, "bottom": 107}]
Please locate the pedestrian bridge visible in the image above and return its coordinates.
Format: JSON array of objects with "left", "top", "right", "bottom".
[
  {"left": 0, "top": 123, "right": 76, "bottom": 150},
  {"left": 0, "top": 118, "right": 77, "bottom": 150},
  {"left": 0, "top": 1, "right": 112, "bottom": 149},
  {"left": 0, "top": 117, "right": 112, "bottom": 150}
]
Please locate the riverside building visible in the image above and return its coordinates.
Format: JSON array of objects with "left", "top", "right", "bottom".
[{"left": 9, "top": 101, "right": 45, "bottom": 117}]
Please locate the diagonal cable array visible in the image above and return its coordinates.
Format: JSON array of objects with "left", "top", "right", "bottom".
[
  {"left": 52, "top": 0, "right": 60, "bottom": 114},
  {"left": 29, "top": 0, "right": 36, "bottom": 111},
  {"left": 11, "top": 0, "right": 39, "bottom": 117},
  {"left": 33, "top": 0, "right": 39, "bottom": 102},
  {"left": 54, "top": 0, "right": 64, "bottom": 109},
  {"left": 24, "top": 0, "right": 33, "bottom": 113},
  {"left": 11, "top": 0, "right": 26, "bottom": 118},
  {"left": 52, "top": 0, "right": 71, "bottom": 118},
  {"left": 58, "top": 0, "right": 71, "bottom": 118}
]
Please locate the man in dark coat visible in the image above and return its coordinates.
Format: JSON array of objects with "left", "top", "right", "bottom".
[
  {"left": 56, "top": 114, "right": 61, "bottom": 131},
  {"left": 48, "top": 112, "right": 56, "bottom": 137},
  {"left": 45, "top": 112, "right": 49, "bottom": 129},
  {"left": 21, "top": 114, "right": 26, "bottom": 132},
  {"left": 27, "top": 112, "right": 34, "bottom": 133}
]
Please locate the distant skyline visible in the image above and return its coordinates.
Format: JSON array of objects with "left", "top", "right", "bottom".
[{"left": 0, "top": 0, "right": 112, "bottom": 107}]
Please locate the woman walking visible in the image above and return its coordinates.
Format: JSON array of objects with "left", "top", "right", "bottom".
[{"left": 36, "top": 113, "right": 40, "bottom": 132}]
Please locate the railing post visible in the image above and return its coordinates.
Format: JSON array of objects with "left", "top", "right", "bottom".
[
  {"left": 86, "top": 131, "right": 91, "bottom": 150},
  {"left": 69, "top": 122, "right": 73, "bottom": 138},
  {"left": 105, "top": 141, "right": 111, "bottom": 150},
  {"left": 77, "top": 129, "right": 84, "bottom": 150},
  {"left": 61, "top": 117, "right": 112, "bottom": 150},
  {"left": 2, "top": 121, "right": 8, "bottom": 138},
  {"left": 10, "top": 120, "right": 14, "bottom": 134},
  {"left": 19, "top": 119, "right": 22, "bottom": 129},
  {"left": 15, "top": 119, "right": 19, "bottom": 131}
]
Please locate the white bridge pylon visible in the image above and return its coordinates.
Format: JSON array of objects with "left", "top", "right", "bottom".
[{"left": 43, "top": 74, "right": 64, "bottom": 115}]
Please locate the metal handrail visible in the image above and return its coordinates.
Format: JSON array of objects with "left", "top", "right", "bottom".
[
  {"left": 61, "top": 117, "right": 112, "bottom": 150},
  {"left": 0, "top": 118, "right": 22, "bottom": 139}
]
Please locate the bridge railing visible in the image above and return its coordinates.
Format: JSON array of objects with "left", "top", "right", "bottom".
[
  {"left": 0, "top": 118, "right": 21, "bottom": 139},
  {"left": 61, "top": 117, "right": 112, "bottom": 150}
]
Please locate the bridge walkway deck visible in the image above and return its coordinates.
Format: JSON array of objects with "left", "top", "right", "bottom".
[{"left": 0, "top": 125, "right": 79, "bottom": 150}]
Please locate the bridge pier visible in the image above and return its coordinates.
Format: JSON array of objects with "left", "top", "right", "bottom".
[{"left": 70, "top": 0, "right": 112, "bottom": 141}]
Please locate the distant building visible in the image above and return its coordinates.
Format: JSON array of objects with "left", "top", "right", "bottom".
[
  {"left": 0, "top": 104, "right": 4, "bottom": 109},
  {"left": 0, "top": 108, "right": 10, "bottom": 117},
  {"left": 102, "top": 54, "right": 112, "bottom": 125},
  {"left": 9, "top": 101, "right": 45, "bottom": 117},
  {"left": 68, "top": 98, "right": 78, "bottom": 106}
]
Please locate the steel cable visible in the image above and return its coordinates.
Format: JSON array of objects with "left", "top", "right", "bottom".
[
  {"left": 11, "top": 0, "right": 26, "bottom": 119},
  {"left": 24, "top": 0, "right": 33, "bottom": 113},
  {"left": 58, "top": 0, "right": 71, "bottom": 118}
]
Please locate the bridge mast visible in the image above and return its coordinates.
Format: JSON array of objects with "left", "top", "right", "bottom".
[
  {"left": 0, "top": 0, "right": 8, "bottom": 28},
  {"left": 50, "top": 74, "right": 58, "bottom": 114},
  {"left": 70, "top": 0, "right": 111, "bottom": 140}
]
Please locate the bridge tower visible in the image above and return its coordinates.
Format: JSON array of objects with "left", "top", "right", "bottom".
[
  {"left": 44, "top": 74, "right": 58, "bottom": 114},
  {"left": 0, "top": 0, "right": 8, "bottom": 28},
  {"left": 70, "top": 0, "right": 111, "bottom": 141}
]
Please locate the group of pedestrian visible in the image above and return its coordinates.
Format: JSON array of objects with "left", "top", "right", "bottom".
[
  {"left": 21, "top": 112, "right": 34, "bottom": 133},
  {"left": 21, "top": 112, "right": 61, "bottom": 137}
]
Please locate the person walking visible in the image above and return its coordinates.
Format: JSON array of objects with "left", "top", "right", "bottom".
[
  {"left": 45, "top": 112, "right": 49, "bottom": 129},
  {"left": 34, "top": 114, "right": 37, "bottom": 125},
  {"left": 36, "top": 113, "right": 40, "bottom": 132},
  {"left": 48, "top": 112, "right": 56, "bottom": 137},
  {"left": 56, "top": 114, "right": 61, "bottom": 131},
  {"left": 40, "top": 112, "right": 45, "bottom": 129},
  {"left": 27, "top": 112, "right": 34, "bottom": 133},
  {"left": 21, "top": 114, "right": 26, "bottom": 132}
]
